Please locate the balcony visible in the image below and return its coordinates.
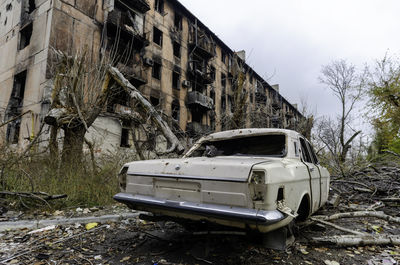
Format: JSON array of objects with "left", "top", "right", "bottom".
[
  {"left": 188, "top": 62, "right": 214, "bottom": 84},
  {"left": 116, "top": 63, "right": 147, "bottom": 87},
  {"left": 123, "top": 0, "right": 150, "bottom": 13},
  {"left": 107, "top": 8, "right": 148, "bottom": 49},
  {"left": 186, "top": 122, "right": 211, "bottom": 136},
  {"left": 186, "top": 91, "right": 214, "bottom": 111},
  {"left": 188, "top": 24, "right": 216, "bottom": 59},
  {"left": 271, "top": 115, "right": 282, "bottom": 124}
]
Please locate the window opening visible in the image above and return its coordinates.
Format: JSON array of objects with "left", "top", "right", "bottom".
[
  {"left": 173, "top": 41, "right": 181, "bottom": 58},
  {"left": 120, "top": 128, "right": 131, "bottom": 147},
  {"left": 19, "top": 23, "right": 33, "bottom": 50},
  {"left": 191, "top": 111, "right": 202, "bottom": 123},
  {"left": 153, "top": 26, "right": 162, "bottom": 46},
  {"left": 154, "top": 0, "right": 164, "bottom": 14},
  {"left": 28, "top": 0, "right": 36, "bottom": 13},
  {"left": 221, "top": 73, "right": 226, "bottom": 88},
  {"left": 150, "top": 96, "right": 159, "bottom": 107},
  {"left": 306, "top": 141, "right": 319, "bottom": 164},
  {"left": 5, "top": 71, "right": 27, "bottom": 144},
  {"left": 172, "top": 100, "right": 180, "bottom": 121},
  {"left": 174, "top": 13, "right": 182, "bottom": 30},
  {"left": 172, "top": 72, "right": 180, "bottom": 89},
  {"left": 210, "top": 66, "right": 216, "bottom": 80},
  {"left": 189, "top": 134, "right": 287, "bottom": 158},
  {"left": 152, "top": 61, "right": 161, "bottom": 80},
  {"left": 300, "top": 138, "right": 312, "bottom": 163},
  {"left": 221, "top": 51, "right": 226, "bottom": 64}
]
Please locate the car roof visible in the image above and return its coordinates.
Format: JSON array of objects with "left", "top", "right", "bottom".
[{"left": 198, "top": 128, "right": 301, "bottom": 142}]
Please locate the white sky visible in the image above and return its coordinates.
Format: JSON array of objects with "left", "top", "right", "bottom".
[{"left": 178, "top": 0, "right": 400, "bottom": 124}]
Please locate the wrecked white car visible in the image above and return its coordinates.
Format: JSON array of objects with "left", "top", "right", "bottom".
[{"left": 114, "top": 129, "right": 330, "bottom": 233}]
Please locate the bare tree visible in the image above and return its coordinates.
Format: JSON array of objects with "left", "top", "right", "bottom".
[
  {"left": 319, "top": 60, "right": 364, "bottom": 162},
  {"left": 44, "top": 49, "right": 184, "bottom": 166}
]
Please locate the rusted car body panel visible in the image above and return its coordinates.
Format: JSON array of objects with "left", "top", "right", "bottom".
[{"left": 114, "top": 129, "right": 330, "bottom": 233}]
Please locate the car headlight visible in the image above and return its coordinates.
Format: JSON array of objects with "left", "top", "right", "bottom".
[{"left": 251, "top": 171, "right": 265, "bottom": 185}]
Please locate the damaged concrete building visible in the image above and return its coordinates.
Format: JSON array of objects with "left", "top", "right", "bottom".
[{"left": 0, "top": 0, "right": 304, "bottom": 152}]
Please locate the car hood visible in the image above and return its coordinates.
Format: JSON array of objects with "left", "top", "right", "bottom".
[{"left": 124, "top": 156, "right": 274, "bottom": 182}]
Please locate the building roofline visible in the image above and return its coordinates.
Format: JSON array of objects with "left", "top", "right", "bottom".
[{"left": 169, "top": 0, "right": 303, "bottom": 118}]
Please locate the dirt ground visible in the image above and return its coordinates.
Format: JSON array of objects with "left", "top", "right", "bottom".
[{"left": 1, "top": 166, "right": 400, "bottom": 265}]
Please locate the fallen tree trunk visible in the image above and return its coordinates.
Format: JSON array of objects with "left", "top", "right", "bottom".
[
  {"left": 314, "top": 211, "right": 400, "bottom": 224},
  {"left": 108, "top": 66, "right": 185, "bottom": 155},
  {"left": 311, "top": 234, "right": 400, "bottom": 247}
]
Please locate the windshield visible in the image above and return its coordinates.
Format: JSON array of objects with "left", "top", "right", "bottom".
[{"left": 188, "top": 134, "right": 286, "bottom": 158}]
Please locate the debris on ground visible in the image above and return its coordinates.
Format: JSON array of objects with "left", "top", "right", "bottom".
[{"left": 0, "top": 163, "right": 399, "bottom": 264}]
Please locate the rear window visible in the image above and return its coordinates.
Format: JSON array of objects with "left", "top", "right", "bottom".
[{"left": 189, "top": 134, "right": 286, "bottom": 157}]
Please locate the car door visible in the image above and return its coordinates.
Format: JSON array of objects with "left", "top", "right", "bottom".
[
  {"left": 299, "top": 137, "right": 321, "bottom": 212},
  {"left": 304, "top": 140, "right": 324, "bottom": 208},
  {"left": 305, "top": 140, "right": 329, "bottom": 205}
]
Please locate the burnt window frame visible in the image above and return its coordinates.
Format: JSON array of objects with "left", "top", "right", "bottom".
[
  {"left": 19, "top": 22, "right": 33, "bottom": 50},
  {"left": 5, "top": 71, "right": 27, "bottom": 144},
  {"left": 120, "top": 127, "right": 131, "bottom": 148},
  {"left": 221, "top": 73, "right": 226, "bottom": 88},
  {"left": 210, "top": 66, "right": 216, "bottom": 81},
  {"left": 152, "top": 61, "right": 162, "bottom": 80},
  {"left": 154, "top": 0, "right": 164, "bottom": 14},
  {"left": 150, "top": 96, "right": 160, "bottom": 107},
  {"left": 173, "top": 41, "right": 181, "bottom": 58},
  {"left": 153, "top": 26, "right": 163, "bottom": 47},
  {"left": 221, "top": 51, "right": 226, "bottom": 64},
  {"left": 174, "top": 12, "right": 182, "bottom": 30},
  {"left": 172, "top": 71, "right": 180, "bottom": 90},
  {"left": 171, "top": 100, "right": 180, "bottom": 121}
]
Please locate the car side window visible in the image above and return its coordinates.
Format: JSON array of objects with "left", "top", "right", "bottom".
[
  {"left": 294, "top": 141, "right": 299, "bottom": 157},
  {"left": 299, "top": 138, "right": 313, "bottom": 163},
  {"left": 306, "top": 141, "right": 319, "bottom": 165}
]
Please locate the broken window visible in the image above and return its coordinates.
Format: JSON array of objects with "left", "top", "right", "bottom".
[
  {"left": 153, "top": 26, "right": 162, "bottom": 46},
  {"left": 120, "top": 128, "right": 131, "bottom": 148},
  {"left": 23, "top": 0, "right": 36, "bottom": 14},
  {"left": 5, "top": 71, "right": 27, "bottom": 144},
  {"left": 191, "top": 111, "right": 202, "bottom": 123},
  {"left": 106, "top": 84, "right": 130, "bottom": 112},
  {"left": 154, "top": 0, "right": 164, "bottom": 14},
  {"left": 189, "top": 134, "right": 287, "bottom": 158},
  {"left": 221, "top": 73, "right": 226, "bottom": 88},
  {"left": 228, "top": 95, "right": 234, "bottom": 112},
  {"left": 152, "top": 61, "right": 161, "bottom": 80},
  {"left": 172, "top": 71, "right": 180, "bottom": 90},
  {"left": 173, "top": 41, "right": 181, "bottom": 58},
  {"left": 209, "top": 66, "right": 216, "bottom": 81},
  {"left": 150, "top": 96, "right": 160, "bottom": 107},
  {"left": 221, "top": 51, "right": 226, "bottom": 64},
  {"left": 172, "top": 100, "right": 180, "bottom": 121},
  {"left": 210, "top": 90, "right": 215, "bottom": 103},
  {"left": 250, "top": 92, "right": 253, "bottom": 103},
  {"left": 174, "top": 12, "right": 182, "bottom": 30},
  {"left": 19, "top": 22, "right": 33, "bottom": 50},
  {"left": 221, "top": 95, "right": 226, "bottom": 112},
  {"left": 300, "top": 138, "right": 313, "bottom": 163}
]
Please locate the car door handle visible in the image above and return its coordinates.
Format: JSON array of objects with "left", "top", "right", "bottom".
[{"left": 310, "top": 167, "right": 314, "bottom": 172}]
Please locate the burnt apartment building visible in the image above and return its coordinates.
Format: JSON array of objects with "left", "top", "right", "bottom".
[{"left": 0, "top": 0, "right": 303, "bottom": 151}]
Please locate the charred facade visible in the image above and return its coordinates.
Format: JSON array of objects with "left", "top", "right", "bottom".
[{"left": 0, "top": 0, "right": 304, "bottom": 150}]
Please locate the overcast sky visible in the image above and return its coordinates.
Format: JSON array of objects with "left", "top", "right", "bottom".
[{"left": 179, "top": 0, "right": 400, "bottom": 125}]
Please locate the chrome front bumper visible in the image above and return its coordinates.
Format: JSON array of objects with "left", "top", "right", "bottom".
[{"left": 113, "top": 193, "right": 286, "bottom": 225}]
